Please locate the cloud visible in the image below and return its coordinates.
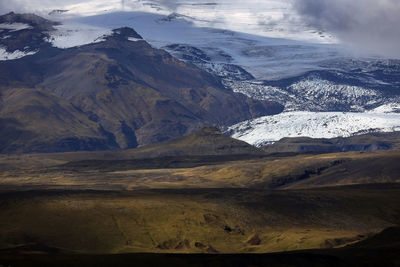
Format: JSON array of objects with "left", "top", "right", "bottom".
[
  {"left": 0, "top": 0, "right": 95, "bottom": 15},
  {"left": 0, "top": 0, "right": 24, "bottom": 14},
  {"left": 150, "top": 0, "right": 181, "bottom": 11},
  {"left": 292, "top": 0, "right": 400, "bottom": 58}
]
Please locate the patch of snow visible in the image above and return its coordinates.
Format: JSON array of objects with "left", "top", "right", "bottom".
[
  {"left": 43, "top": 0, "right": 128, "bottom": 17},
  {"left": 289, "top": 79, "right": 377, "bottom": 99},
  {"left": 369, "top": 103, "right": 400, "bottom": 114},
  {"left": 48, "top": 23, "right": 112, "bottom": 48},
  {"left": 227, "top": 111, "right": 400, "bottom": 147},
  {"left": 0, "top": 23, "right": 32, "bottom": 32},
  {"left": 128, "top": 37, "right": 143, "bottom": 42},
  {"left": 224, "top": 78, "right": 386, "bottom": 112},
  {"left": 224, "top": 80, "right": 287, "bottom": 102},
  {"left": 0, "top": 47, "right": 37, "bottom": 61}
]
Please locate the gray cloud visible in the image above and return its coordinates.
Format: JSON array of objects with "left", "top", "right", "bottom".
[
  {"left": 144, "top": 0, "right": 180, "bottom": 11},
  {"left": 0, "top": 1, "right": 24, "bottom": 14},
  {"left": 0, "top": 0, "right": 90, "bottom": 15},
  {"left": 292, "top": 0, "right": 400, "bottom": 58}
]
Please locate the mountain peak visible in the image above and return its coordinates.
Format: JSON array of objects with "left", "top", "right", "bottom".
[
  {"left": 0, "top": 12, "right": 59, "bottom": 31},
  {"left": 109, "top": 27, "right": 143, "bottom": 41}
]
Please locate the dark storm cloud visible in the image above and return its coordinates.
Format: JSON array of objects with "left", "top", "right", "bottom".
[{"left": 293, "top": 0, "right": 400, "bottom": 58}]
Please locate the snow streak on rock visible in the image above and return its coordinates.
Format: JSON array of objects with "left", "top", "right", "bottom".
[
  {"left": 0, "top": 47, "right": 37, "bottom": 60},
  {"left": 225, "top": 78, "right": 388, "bottom": 112}
]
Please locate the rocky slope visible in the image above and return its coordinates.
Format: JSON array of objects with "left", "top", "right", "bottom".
[{"left": 0, "top": 88, "right": 118, "bottom": 153}]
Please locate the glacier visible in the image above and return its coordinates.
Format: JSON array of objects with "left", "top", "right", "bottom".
[{"left": 227, "top": 110, "right": 400, "bottom": 147}]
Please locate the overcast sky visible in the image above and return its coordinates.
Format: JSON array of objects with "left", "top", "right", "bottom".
[
  {"left": 292, "top": 0, "right": 400, "bottom": 58},
  {"left": 1, "top": 0, "right": 399, "bottom": 58}
]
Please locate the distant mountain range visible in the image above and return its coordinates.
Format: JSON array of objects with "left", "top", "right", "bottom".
[{"left": 1, "top": 11, "right": 400, "bottom": 154}]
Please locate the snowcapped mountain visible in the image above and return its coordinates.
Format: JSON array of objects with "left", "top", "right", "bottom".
[
  {"left": 0, "top": 12, "right": 284, "bottom": 153},
  {"left": 0, "top": 0, "right": 342, "bottom": 78},
  {"left": 1, "top": 1, "right": 400, "bottom": 147}
]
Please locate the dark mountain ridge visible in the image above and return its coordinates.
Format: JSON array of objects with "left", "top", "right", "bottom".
[{"left": 263, "top": 132, "right": 400, "bottom": 154}]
